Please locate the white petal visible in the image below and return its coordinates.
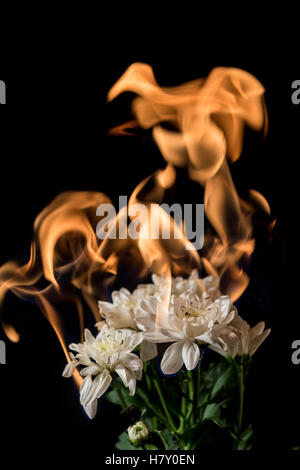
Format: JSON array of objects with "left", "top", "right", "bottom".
[
  {"left": 120, "top": 329, "right": 143, "bottom": 351},
  {"left": 215, "top": 296, "right": 231, "bottom": 321},
  {"left": 160, "top": 341, "right": 184, "bottom": 375},
  {"left": 98, "top": 300, "right": 115, "bottom": 314},
  {"left": 182, "top": 341, "right": 200, "bottom": 370},
  {"left": 112, "top": 288, "right": 131, "bottom": 305},
  {"left": 84, "top": 399, "right": 98, "bottom": 419},
  {"left": 135, "top": 315, "right": 156, "bottom": 332},
  {"left": 142, "top": 330, "right": 173, "bottom": 343},
  {"left": 115, "top": 365, "right": 131, "bottom": 387},
  {"left": 161, "top": 327, "right": 185, "bottom": 340},
  {"left": 62, "top": 360, "right": 78, "bottom": 378},
  {"left": 127, "top": 331, "right": 144, "bottom": 351},
  {"left": 120, "top": 352, "right": 143, "bottom": 372},
  {"left": 84, "top": 329, "right": 95, "bottom": 345},
  {"left": 135, "top": 367, "right": 143, "bottom": 381},
  {"left": 93, "top": 369, "right": 112, "bottom": 399},
  {"left": 80, "top": 365, "right": 102, "bottom": 376},
  {"left": 80, "top": 375, "right": 93, "bottom": 405},
  {"left": 139, "top": 298, "right": 158, "bottom": 315},
  {"left": 95, "top": 321, "right": 105, "bottom": 331},
  {"left": 140, "top": 341, "right": 158, "bottom": 362},
  {"left": 128, "top": 374, "right": 137, "bottom": 396},
  {"left": 250, "top": 321, "right": 265, "bottom": 338},
  {"left": 249, "top": 329, "right": 271, "bottom": 356},
  {"left": 104, "top": 308, "right": 136, "bottom": 329}
]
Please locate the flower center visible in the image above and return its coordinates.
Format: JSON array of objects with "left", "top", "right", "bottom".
[
  {"left": 95, "top": 338, "right": 123, "bottom": 356},
  {"left": 125, "top": 298, "right": 137, "bottom": 312},
  {"left": 181, "top": 305, "right": 208, "bottom": 319}
]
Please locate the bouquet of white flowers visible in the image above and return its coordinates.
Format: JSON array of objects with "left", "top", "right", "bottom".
[{"left": 63, "top": 271, "right": 270, "bottom": 450}]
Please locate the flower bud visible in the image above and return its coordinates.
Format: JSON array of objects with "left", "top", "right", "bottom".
[{"left": 128, "top": 421, "right": 149, "bottom": 447}]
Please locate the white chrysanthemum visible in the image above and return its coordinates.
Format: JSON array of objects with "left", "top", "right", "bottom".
[
  {"left": 98, "top": 287, "right": 158, "bottom": 362},
  {"left": 209, "top": 315, "right": 271, "bottom": 359},
  {"left": 62, "top": 325, "right": 143, "bottom": 418},
  {"left": 128, "top": 421, "right": 149, "bottom": 446},
  {"left": 144, "top": 292, "right": 236, "bottom": 374},
  {"left": 138, "top": 270, "right": 220, "bottom": 299}
]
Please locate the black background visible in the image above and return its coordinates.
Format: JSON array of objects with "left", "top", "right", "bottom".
[{"left": 0, "top": 25, "right": 299, "bottom": 457}]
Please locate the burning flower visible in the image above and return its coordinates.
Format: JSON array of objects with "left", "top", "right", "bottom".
[{"left": 63, "top": 326, "right": 143, "bottom": 418}]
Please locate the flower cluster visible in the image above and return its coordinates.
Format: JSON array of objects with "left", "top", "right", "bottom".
[{"left": 63, "top": 270, "right": 270, "bottom": 419}]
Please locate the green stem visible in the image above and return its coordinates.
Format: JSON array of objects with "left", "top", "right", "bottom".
[
  {"left": 177, "top": 377, "right": 188, "bottom": 434},
  {"left": 154, "top": 430, "right": 168, "bottom": 450},
  {"left": 237, "top": 364, "right": 244, "bottom": 433},
  {"left": 136, "top": 388, "right": 168, "bottom": 425},
  {"left": 194, "top": 365, "right": 201, "bottom": 422},
  {"left": 187, "top": 371, "right": 195, "bottom": 425},
  {"left": 153, "top": 378, "right": 177, "bottom": 433},
  {"left": 181, "top": 378, "right": 188, "bottom": 416},
  {"left": 114, "top": 380, "right": 127, "bottom": 410}
]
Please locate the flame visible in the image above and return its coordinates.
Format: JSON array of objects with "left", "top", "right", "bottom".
[
  {"left": 0, "top": 63, "right": 274, "bottom": 380},
  {"left": 0, "top": 191, "right": 114, "bottom": 383},
  {"left": 108, "top": 63, "right": 272, "bottom": 303}
]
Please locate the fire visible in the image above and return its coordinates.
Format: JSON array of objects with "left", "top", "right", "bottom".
[
  {"left": 0, "top": 63, "right": 273, "bottom": 379},
  {"left": 108, "top": 63, "right": 271, "bottom": 302}
]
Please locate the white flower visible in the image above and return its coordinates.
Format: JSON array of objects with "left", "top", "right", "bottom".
[
  {"left": 209, "top": 315, "right": 271, "bottom": 359},
  {"left": 128, "top": 421, "right": 149, "bottom": 446},
  {"left": 144, "top": 292, "right": 236, "bottom": 374},
  {"left": 98, "top": 287, "right": 158, "bottom": 362},
  {"left": 62, "top": 325, "right": 144, "bottom": 418},
  {"left": 139, "top": 270, "right": 220, "bottom": 299}
]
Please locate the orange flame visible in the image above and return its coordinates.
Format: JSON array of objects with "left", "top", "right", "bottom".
[
  {"left": 108, "top": 63, "right": 272, "bottom": 302},
  {"left": 0, "top": 64, "right": 273, "bottom": 377}
]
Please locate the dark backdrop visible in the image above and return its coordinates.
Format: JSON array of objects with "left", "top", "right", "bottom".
[{"left": 0, "top": 30, "right": 299, "bottom": 455}]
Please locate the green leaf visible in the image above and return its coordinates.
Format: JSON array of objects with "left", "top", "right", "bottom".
[
  {"left": 161, "top": 428, "right": 180, "bottom": 450},
  {"left": 106, "top": 389, "right": 120, "bottom": 406},
  {"left": 144, "top": 444, "right": 159, "bottom": 450},
  {"left": 207, "top": 416, "right": 233, "bottom": 429},
  {"left": 115, "top": 431, "right": 140, "bottom": 450},
  {"left": 211, "top": 364, "right": 235, "bottom": 398},
  {"left": 202, "top": 402, "right": 221, "bottom": 420},
  {"left": 235, "top": 425, "right": 254, "bottom": 450}
]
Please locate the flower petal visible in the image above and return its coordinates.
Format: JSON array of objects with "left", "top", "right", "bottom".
[
  {"left": 62, "top": 360, "right": 78, "bottom": 378},
  {"left": 128, "top": 373, "right": 137, "bottom": 396},
  {"left": 115, "top": 365, "right": 131, "bottom": 387},
  {"left": 140, "top": 341, "right": 157, "bottom": 362},
  {"left": 84, "top": 399, "right": 98, "bottom": 419},
  {"left": 160, "top": 341, "right": 184, "bottom": 375},
  {"left": 249, "top": 329, "right": 271, "bottom": 356},
  {"left": 80, "top": 364, "right": 102, "bottom": 376},
  {"left": 215, "top": 296, "right": 231, "bottom": 321},
  {"left": 182, "top": 341, "right": 200, "bottom": 370},
  {"left": 93, "top": 369, "right": 112, "bottom": 399},
  {"left": 84, "top": 329, "right": 95, "bottom": 345},
  {"left": 121, "top": 352, "right": 143, "bottom": 372},
  {"left": 143, "top": 330, "right": 174, "bottom": 343},
  {"left": 80, "top": 375, "right": 93, "bottom": 405}
]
